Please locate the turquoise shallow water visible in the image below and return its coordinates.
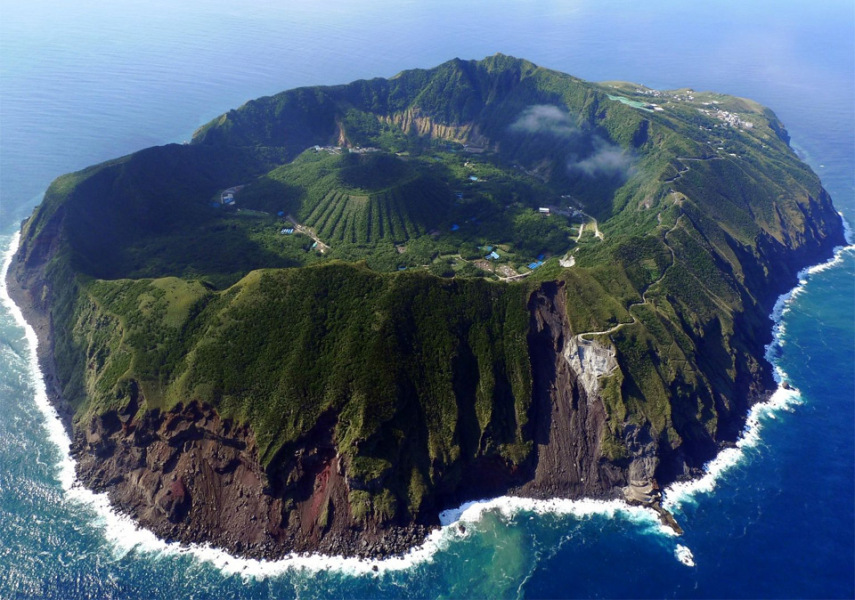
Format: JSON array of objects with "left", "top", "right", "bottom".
[{"left": 0, "top": 1, "right": 853, "bottom": 597}]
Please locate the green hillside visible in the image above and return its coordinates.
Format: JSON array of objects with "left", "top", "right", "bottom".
[
  {"left": 243, "top": 151, "right": 453, "bottom": 244},
  {"left": 10, "top": 54, "right": 845, "bottom": 535}
]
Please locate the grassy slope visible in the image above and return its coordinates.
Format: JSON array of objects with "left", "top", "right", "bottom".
[
  {"left": 69, "top": 264, "right": 531, "bottom": 519},
  {"left": 17, "top": 54, "right": 842, "bottom": 517}
]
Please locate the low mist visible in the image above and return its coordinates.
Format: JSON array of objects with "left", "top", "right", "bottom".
[
  {"left": 569, "top": 135, "right": 636, "bottom": 179},
  {"left": 510, "top": 105, "right": 636, "bottom": 180}
]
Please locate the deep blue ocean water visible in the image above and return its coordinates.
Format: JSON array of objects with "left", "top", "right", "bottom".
[{"left": 0, "top": 1, "right": 852, "bottom": 597}]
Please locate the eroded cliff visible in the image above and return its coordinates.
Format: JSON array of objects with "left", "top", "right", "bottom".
[
  {"left": 74, "top": 399, "right": 434, "bottom": 559},
  {"left": 7, "top": 54, "right": 848, "bottom": 559}
]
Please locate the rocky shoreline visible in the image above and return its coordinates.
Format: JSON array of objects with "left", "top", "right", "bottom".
[
  {"left": 3, "top": 250, "right": 431, "bottom": 560},
  {"left": 4, "top": 199, "right": 846, "bottom": 560},
  {"left": 4, "top": 236, "right": 74, "bottom": 434},
  {"left": 2, "top": 244, "right": 660, "bottom": 560}
]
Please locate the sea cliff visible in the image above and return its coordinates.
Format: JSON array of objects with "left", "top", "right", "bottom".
[{"left": 7, "top": 55, "right": 847, "bottom": 559}]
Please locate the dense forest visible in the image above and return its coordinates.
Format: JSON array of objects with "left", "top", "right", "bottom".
[{"left": 10, "top": 55, "right": 844, "bottom": 540}]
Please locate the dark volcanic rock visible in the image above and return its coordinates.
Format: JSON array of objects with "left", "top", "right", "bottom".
[
  {"left": 71, "top": 400, "right": 434, "bottom": 560},
  {"left": 4, "top": 55, "right": 847, "bottom": 560},
  {"left": 515, "top": 281, "right": 626, "bottom": 500}
]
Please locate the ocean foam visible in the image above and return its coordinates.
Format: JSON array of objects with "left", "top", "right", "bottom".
[
  {"left": 1, "top": 232, "right": 76, "bottom": 492},
  {"left": 0, "top": 231, "right": 673, "bottom": 577},
  {"left": 439, "top": 496, "right": 669, "bottom": 537},
  {"left": 2, "top": 229, "right": 853, "bottom": 578},
  {"left": 674, "top": 544, "right": 695, "bottom": 567},
  {"left": 841, "top": 211, "right": 854, "bottom": 246},
  {"left": 663, "top": 238, "right": 854, "bottom": 511}
]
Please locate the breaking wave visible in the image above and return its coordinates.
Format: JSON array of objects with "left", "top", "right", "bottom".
[
  {"left": 0, "top": 231, "right": 668, "bottom": 577},
  {"left": 663, "top": 234, "right": 855, "bottom": 511},
  {"left": 3, "top": 225, "right": 853, "bottom": 577},
  {"left": 674, "top": 544, "right": 695, "bottom": 567}
]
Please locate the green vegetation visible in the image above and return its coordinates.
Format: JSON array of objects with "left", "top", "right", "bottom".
[
  {"left": 16, "top": 54, "right": 841, "bottom": 521},
  {"left": 60, "top": 264, "right": 532, "bottom": 518}
]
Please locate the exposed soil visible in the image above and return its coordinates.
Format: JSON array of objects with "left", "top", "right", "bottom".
[
  {"left": 515, "top": 281, "right": 626, "bottom": 499},
  {"left": 72, "top": 400, "right": 431, "bottom": 560},
  {"left": 4, "top": 188, "right": 847, "bottom": 559}
]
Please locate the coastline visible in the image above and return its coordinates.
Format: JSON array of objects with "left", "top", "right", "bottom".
[
  {"left": 2, "top": 232, "right": 74, "bottom": 435},
  {"left": 2, "top": 221, "right": 852, "bottom": 576}
]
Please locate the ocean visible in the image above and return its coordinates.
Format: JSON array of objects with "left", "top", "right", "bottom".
[{"left": 0, "top": 1, "right": 852, "bottom": 597}]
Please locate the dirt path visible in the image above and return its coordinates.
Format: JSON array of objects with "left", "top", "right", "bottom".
[
  {"left": 591, "top": 217, "right": 603, "bottom": 240},
  {"left": 663, "top": 155, "right": 723, "bottom": 184},
  {"left": 577, "top": 215, "right": 682, "bottom": 342},
  {"left": 574, "top": 213, "right": 603, "bottom": 241},
  {"left": 501, "top": 271, "right": 534, "bottom": 281},
  {"left": 286, "top": 215, "right": 331, "bottom": 253}
]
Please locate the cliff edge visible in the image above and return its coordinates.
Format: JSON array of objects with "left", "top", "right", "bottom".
[{"left": 7, "top": 55, "right": 846, "bottom": 559}]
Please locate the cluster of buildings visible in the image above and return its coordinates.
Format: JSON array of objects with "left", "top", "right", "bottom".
[
  {"left": 629, "top": 86, "right": 755, "bottom": 130},
  {"left": 482, "top": 245, "right": 545, "bottom": 271},
  {"left": 634, "top": 87, "right": 695, "bottom": 103},
  {"left": 312, "top": 145, "right": 380, "bottom": 155},
  {"left": 348, "top": 146, "right": 380, "bottom": 154},
  {"left": 313, "top": 145, "right": 345, "bottom": 155},
  {"left": 219, "top": 185, "right": 245, "bottom": 205},
  {"left": 697, "top": 107, "right": 754, "bottom": 129}
]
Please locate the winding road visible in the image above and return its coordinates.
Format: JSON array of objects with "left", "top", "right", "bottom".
[
  {"left": 576, "top": 151, "right": 727, "bottom": 342},
  {"left": 577, "top": 214, "right": 682, "bottom": 343}
]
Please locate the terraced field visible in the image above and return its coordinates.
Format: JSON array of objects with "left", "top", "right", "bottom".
[{"left": 300, "top": 176, "right": 451, "bottom": 244}]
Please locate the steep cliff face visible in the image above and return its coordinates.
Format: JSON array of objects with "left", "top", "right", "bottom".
[
  {"left": 64, "top": 275, "right": 702, "bottom": 559},
  {"left": 518, "top": 281, "right": 625, "bottom": 499},
  {"left": 6, "top": 209, "right": 76, "bottom": 430},
  {"left": 68, "top": 280, "right": 601, "bottom": 560},
  {"left": 74, "top": 400, "right": 432, "bottom": 559},
  {"left": 61, "top": 279, "right": 662, "bottom": 560},
  {"left": 7, "top": 55, "right": 848, "bottom": 559},
  {"left": 7, "top": 213, "right": 843, "bottom": 557},
  {"left": 517, "top": 281, "right": 680, "bottom": 522}
]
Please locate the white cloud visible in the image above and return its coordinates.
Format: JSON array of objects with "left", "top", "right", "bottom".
[
  {"left": 570, "top": 136, "right": 635, "bottom": 178},
  {"left": 510, "top": 105, "right": 577, "bottom": 137}
]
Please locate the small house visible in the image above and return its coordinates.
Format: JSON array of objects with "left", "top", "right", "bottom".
[
  {"left": 486, "top": 251, "right": 500, "bottom": 260},
  {"left": 538, "top": 207, "right": 550, "bottom": 215}
]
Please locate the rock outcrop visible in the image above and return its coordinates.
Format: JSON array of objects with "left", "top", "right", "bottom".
[
  {"left": 6, "top": 54, "right": 849, "bottom": 560},
  {"left": 73, "top": 400, "right": 431, "bottom": 560},
  {"left": 517, "top": 281, "right": 625, "bottom": 499}
]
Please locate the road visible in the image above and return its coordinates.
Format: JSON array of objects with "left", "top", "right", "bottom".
[
  {"left": 577, "top": 215, "right": 682, "bottom": 342},
  {"left": 286, "top": 215, "right": 331, "bottom": 253}
]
